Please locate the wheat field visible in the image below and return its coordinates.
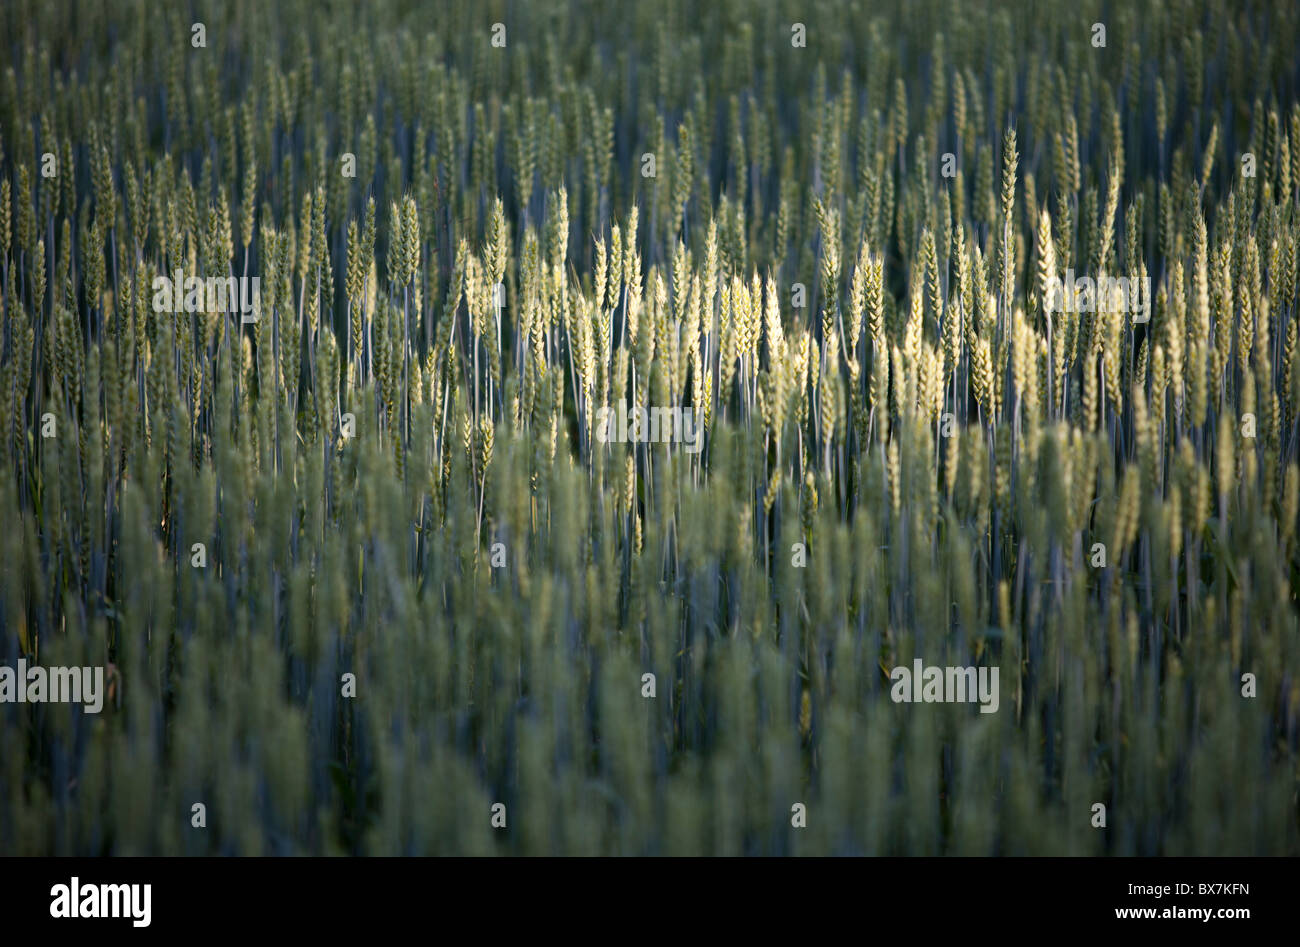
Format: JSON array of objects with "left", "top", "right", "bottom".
[{"left": 0, "top": 0, "right": 1298, "bottom": 855}]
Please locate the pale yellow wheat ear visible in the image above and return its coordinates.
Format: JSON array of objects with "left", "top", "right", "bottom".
[
  {"left": 593, "top": 234, "right": 608, "bottom": 316},
  {"left": 848, "top": 239, "right": 869, "bottom": 359}
]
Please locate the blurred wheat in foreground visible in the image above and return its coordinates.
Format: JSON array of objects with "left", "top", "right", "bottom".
[{"left": 0, "top": 0, "right": 1298, "bottom": 855}]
